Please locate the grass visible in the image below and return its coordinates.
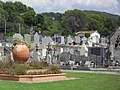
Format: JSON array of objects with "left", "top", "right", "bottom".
[{"left": 0, "top": 72, "right": 120, "bottom": 90}]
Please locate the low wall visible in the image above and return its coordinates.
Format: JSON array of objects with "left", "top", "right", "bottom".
[{"left": 0, "top": 73, "right": 66, "bottom": 82}]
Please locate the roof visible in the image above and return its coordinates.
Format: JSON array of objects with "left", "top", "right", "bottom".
[{"left": 76, "top": 31, "right": 95, "bottom": 35}]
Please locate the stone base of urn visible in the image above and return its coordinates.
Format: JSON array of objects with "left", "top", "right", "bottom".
[{"left": 0, "top": 73, "right": 67, "bottom": 82}]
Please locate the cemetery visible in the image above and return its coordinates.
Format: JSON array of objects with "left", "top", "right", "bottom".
[
  {"left": 0, "top": 28, "right": 120, "bottom": 68},
  {"left": 0, "top": 1, "right": 120, "bottom": 90},
  {"left": 0, "top": 27, "right": 120, "bottom": 82}
]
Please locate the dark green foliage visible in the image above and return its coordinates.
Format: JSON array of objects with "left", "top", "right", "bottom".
[
  {"left": 14, "top": 2, "right": 28, "bottom": 13},
  {"left": 0, "top": 61, "right": 29, "bottom": 75},
  {"left": 0, "top": 60, "right": 62, "bottom": 75},
  {"left": 44, "top": 65, "right": 62, "bottom": 74},
  {"left": 29, "top": 61, "right": 48, "bottom": 69},
  {"left": 27, "top": 65, "right": 62, "bottom": 75},
  {"left": 0, "top": 60, "right": 13, "bottom": 69},
  {"left": 61, "top": 9, "right": 87, "bottom": 35},
  {"left": 22, "top": 10, "right": 36, "bottom": 26},
  {"left": 0, "top": 1, "right": 36, "bottom": 34},
  {"left": 9, "top": 64, "right": 29, "bottom": 75},
  {"left": 87, "top": 14, "right": 116, "bottom": 36},
  {"left": 118, "top": 16, "right": 120, "bottom": 25},
  {"left": 27, "top": 71, "right": 43, "bottom": 75}
]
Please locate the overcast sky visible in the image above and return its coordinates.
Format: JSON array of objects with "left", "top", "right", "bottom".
[{"left": 2, "top": 0, "right": 120, "bottom": 15}]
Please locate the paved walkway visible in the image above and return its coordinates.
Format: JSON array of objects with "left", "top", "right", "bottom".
[{"left": 62, "top": 69, "right": 120, "bottom": 75}]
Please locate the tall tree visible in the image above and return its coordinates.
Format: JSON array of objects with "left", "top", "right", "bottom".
[
  {"left": 33, "top": 14, "right": 46, "bottom": 33},
  {"left": 61, "top": 9, "right": 87, "bottom": 35},
  {"left": 22, "top": 10, "right": 36, "bottom": 26},
  {"left": 14, "top": 1, "right": 27, "bottom": 13}
]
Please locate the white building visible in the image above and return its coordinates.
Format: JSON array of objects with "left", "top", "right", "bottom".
[{"left": 88, "top": 31, "right": 100, "bottom": 47}]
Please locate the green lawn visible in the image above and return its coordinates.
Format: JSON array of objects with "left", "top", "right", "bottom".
[{"left": 0, "top": 72, "right": 120, "bottom": 90}]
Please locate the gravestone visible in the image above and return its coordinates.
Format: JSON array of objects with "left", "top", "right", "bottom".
[
  {"left": 59, "top": 52, "right": 71, "bottom": 63},
  {"left": 60, "top": 36, "right": 65, "bottom": 44},
  {"left": 48, "top": 36, "right": 53, "bottom": 45},
  {"left": 34, "top": 32, "right": 39, "bottom": 44},
  {"left": 13, "top": 33, "right": 23, "bottom": 40},
  {"left": 24, "top": 34, "right": 31, "bottom": 43},
  {"left": 56, "top": 36, "right": 61, "bottom": 43},
  {"left": 67, "top": 35, "right": 73, "bottom": 45},
  {"left": 42, "top": 36, "right": 53, "bottom": 45},
  {"left": 75, "top": 36, "right": 80, "bottom": 44},
  {"left": 39, "top": 34, "right": 43, "bottom": 44},
  {"left": 82, "top": 37, "right": 87, "bottom": 44},
  {"left": 42, "top": 36, "right": 47, "bottom": 45},
  {"left": 52, "top": 35, "right": 57, "bottom": 42},
  {"left": 6, "top": 37, "right": 13, "bottom": 42},
  {"left": 69, "top": 49, "right": 74, "bottom": 54}
]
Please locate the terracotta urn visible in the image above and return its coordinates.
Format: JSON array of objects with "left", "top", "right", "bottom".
[{"left": 13, "top": 44, "right": 29, "bottom": 64}]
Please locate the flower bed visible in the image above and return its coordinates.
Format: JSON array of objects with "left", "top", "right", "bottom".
[{"left": 0, "top": 61, "right": 67, "bottom": 82}]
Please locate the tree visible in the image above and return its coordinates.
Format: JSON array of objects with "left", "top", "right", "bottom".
[
  {"left": 118, "top": 16, "right": 120, "bottom": 26},
  {"left": 87, "top": 14, "right": 104, "bottom": 31},
  {"left": 42, "top": 14, "right": 62, "bottom": 36},
  {"left": 103, "top": 17, "right": 116, "bottom": 35},
  {"left": 14, "top": 1, "right": 27, "bottom": 13},
  {"left": 22, "top": 10, "right": 36, "bottom": 26},
  {"left": 33, "top": 14, "right": 47, "bottom": 33},
  {"left": 61, "top": 9, "right": 87, "bottom": 35},
  {"left": 87, "top": 14, "right": 116, "bottom": 36},
  {"left": 3, "top": 1, "right": 15, "bottom": 12}
]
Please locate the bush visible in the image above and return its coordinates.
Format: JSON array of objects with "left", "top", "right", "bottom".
[
  {"left": 29, "top": 61, "right": 48, "bottom": 69},
  {"left": 0, "top": 61, "right": 61, "bottom": 75},
  {"left": 40, "top": 61, "right": 48, "bottom": 67},
  {"left": 0, "top": 61, "right": 13, "bottom": 69},
  {"left": 10, "top": 64, "right": 30, "bottom": 75},
  {"left": 44, "top": 66, "right": 62, "bottom": 74},
  {"left": 27, "top": 71, "right": 43, "bottom": 75},
  {"left": 0, "top": 64, "right": 29, "bottom": 75}
]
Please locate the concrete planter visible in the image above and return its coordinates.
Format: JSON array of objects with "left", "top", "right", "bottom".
[{"left": 0, "top": 73, "right": 66, "bottom": 82}]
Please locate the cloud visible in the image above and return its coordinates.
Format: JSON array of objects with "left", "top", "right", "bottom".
[
  {"left": 71, "top": 0, "right": 119, "bottom": 14},
  {"left": 3, "top": 0, "right": 120, "bottom": 15}
]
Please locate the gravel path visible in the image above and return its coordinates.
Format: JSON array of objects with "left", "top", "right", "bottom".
[{"left": 62, "top": 69, "right": 120, "bottom": 75}]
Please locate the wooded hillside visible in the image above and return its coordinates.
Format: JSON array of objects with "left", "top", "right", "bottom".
[{"left": 0, "top": 1, "right": 120, "bottom": 36}]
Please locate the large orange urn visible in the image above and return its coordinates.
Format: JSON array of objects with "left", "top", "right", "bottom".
[{"left": 13, "top": 44, "right": 29, "bottom": 64}]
